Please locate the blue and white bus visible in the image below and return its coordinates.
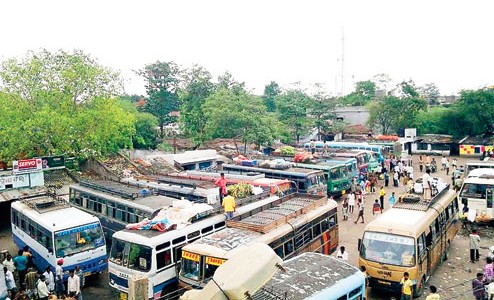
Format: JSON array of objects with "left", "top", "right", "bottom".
[
  {"left": 108, "top": 192, "right": 281, "bottom": 300},
  {"left": 11, "top": 196, "right": 107, "bottom": 280},
  {"left": 305, "top": 141, "right": 386, "bottom": 163}
]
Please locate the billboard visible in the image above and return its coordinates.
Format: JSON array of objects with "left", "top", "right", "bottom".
[
  {"left": 41, "top": 156, "right": 65, "bottom": 169},
  {"left": 12, "top": 158, "right": 43, "bottom": 174}
]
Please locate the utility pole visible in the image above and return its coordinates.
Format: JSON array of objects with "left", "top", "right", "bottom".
[{"left": 341, "top": 27, "right": 345, "bottom": 96}]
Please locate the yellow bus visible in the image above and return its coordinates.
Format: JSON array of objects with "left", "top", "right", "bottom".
[{"left": 358, "top": 186, "right": 460, "bottom": 297}]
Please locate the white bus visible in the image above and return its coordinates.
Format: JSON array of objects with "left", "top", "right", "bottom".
[
  {"left": 459, "top": 172, "right": 494, "bottom": 222},
  {"left": 108, "top": 193, "right": 282, "bottom": 300},
  {"left": 465, "top": 161, "right": 494, "bottom": 177},
  {"left": 11, "top": 196, "right": 107, "bottom": 280}
]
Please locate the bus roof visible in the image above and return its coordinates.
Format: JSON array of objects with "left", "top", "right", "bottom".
[
  {"left": 111, "top": 194, "right": 281, "bottom": 248},
  {"left": 467, "top": 168, "right": 494, "bottom": 178},
  {"left": 254, "top": 253, "right": 363, "bottom": 300},
  {"left": 222, "top": 164, "right": 323, "bottom": 176},
  {"left": 294, "top": 162, "right": 344, "bottom": 171},
  {"left": 364, "top": 189, "right": 457, "bottom": 237},
  {"left": 71, "top": 183, "right": 177, "bottom": 212},
  {"left": 11, "top": 197, "right": 100, "bottom": 232},
  {"left": 463, "top": 175, "right": 494, "bottom": 184}
]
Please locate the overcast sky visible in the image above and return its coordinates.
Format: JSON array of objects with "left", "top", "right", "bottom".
[{"left": 1, "top": 0, "right": 493, "bottom": 96}]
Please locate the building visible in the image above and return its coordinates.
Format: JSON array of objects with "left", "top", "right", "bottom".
[
  {"left": 459, "top": 136, "right": 494, "bottom": 156},
  {"left": 334, "top": 106, "right": 370, "bottom": 126}
]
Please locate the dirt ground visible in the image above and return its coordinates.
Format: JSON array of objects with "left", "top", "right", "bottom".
[
  {"left": 0, "top": 155, "right": 492, "bottom": 300},
  {"left": 340, "top": 155, "right": 494, "bottom": 300}
]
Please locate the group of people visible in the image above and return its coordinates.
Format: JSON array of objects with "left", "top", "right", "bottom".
[
  {"left": 214, "top": 173, "right": 236, "bottom": 220},
  {"left": 2, "top": 246, "right": 84, "bottom": 300}
]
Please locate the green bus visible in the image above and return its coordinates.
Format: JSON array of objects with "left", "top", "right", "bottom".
[{"left": 294, "top": 161, "right": 351, "bottom": 197}]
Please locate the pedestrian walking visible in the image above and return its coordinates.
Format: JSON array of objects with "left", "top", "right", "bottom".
[
  {"left": 222, "top": 190, "right": 236, "bottom": 220},
  {"left": 342, "top": 197, "right": 349, "bottom": 221},
  {"left": 372, "top": 199, "right": 382, "bottom": 218},
  {"left": 384, "top": 172, "right": 389, "bottom": 187},
  {"left": 370, "top": 175, "right": 377, "bottom": 194},
  {"left": 37, "top": 275, "right": 50, "bottom": 300},
  {"left": 470, "top": 229, "right": 481, "bottom": 263},
  {"left": 484, "top": 257, "right": 494, "bottom": 283},
  {"left": 4, "top": 266, "right": 17, "bottom": 296},
  {"left": 426, "top": 285, "right": 440, "bottom": 300},
  {"left": 335, "top": 246, "right": 349, "bottom": 261},
  {"left": 441, "top": 156, "right": 447, "bottom": 171},
  {"left": 348, "top": 192, "right": 356, "bottom": 214},
  {"left": 13, "top": 250, "right": 28, "bottom": 287},
  {"left": 393, "top": 171, "right": 399, "bottom": 187},
  {"left": 400, "top": 272, "right": 413, "bottom": 300},
  {"left": 452, "top": 158, "right": 457, "bottom": 170},
  {"left": 445, "top": 159, "right": 450, "bottom": 176},
  {"left": 25, "top": 268, "right": 38, "bottom": 299},
  {"left": 354, "top": 199, "right": 365, "bottom": 224},
  {"left": 389, "top": 192, "right": 396, "bottom": 207},
  {"left": 472, "top": 273, "right": 486, "bottom": 300},
  {"left": 55, "top": 259, "right": 65, "bottom": 297},
  {"left": 379, "top": 186, "right": 385, "bottom": 212},
  {"left": 418, "top": 155, "right": 424, "bottom": 173},
  {"left": 43, "top": 266, "right": 55, "bottom": 293}
]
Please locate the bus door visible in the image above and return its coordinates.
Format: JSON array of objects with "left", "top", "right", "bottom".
[
  {"left": 486, "top": 189, "right": 494, "bottom": 220},
  {"left": 417, "top": 234, "right": 428, "bottom": 279}
]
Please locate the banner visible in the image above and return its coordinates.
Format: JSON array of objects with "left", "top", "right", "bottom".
[
  {"left": 13, "top": 158, "right": 42, "bottom": 174},
  {"left": 41, "top": 156, "right": 65, "bottom": 169}
]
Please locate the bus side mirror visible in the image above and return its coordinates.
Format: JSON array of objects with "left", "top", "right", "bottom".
[{"left": 358, "top": 238, "right": 362, "bottom": 251}]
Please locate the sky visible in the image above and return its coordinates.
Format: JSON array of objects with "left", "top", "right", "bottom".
[{"left": 1, "top": 0, "right": 493, "bottom": 97}]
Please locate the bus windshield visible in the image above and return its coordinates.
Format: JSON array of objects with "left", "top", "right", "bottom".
[
  {"left": 360, "top": 232, "right": 415, "bottom": 267},
  {"left": 109, "top": 238, "right": 152, "bottom": 272},
  {"left": 460, "top": 183, "right": 494, "bottom": 199},
  {"left": 54, "top": 222, "right": 105, "bottom": 258}
]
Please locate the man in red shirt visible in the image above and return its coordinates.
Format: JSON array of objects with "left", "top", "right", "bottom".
[{"left": 215, "top": 173, "right": 227, "bottom": 204}]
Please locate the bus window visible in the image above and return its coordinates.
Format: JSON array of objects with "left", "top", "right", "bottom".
[
  {"left": 156, "top": 249, "right": 172, "bottom": 270},
  {"left": 274, "top": 246, "right": 283, "bottom": 258},
  {"left": 349, "top": 286, "right": 362, "bottom": 298},
  {"left": 360, "top": 232, "right": 415, "bottom": 267},
  {"left": 128, "top": 243, "right": 152, "bottom": 271},
  {"left": 312, "top": 223, "right": 321, "bottom": 237},
  {"left": 201, "top": 226, "right": 213, "bottom": 234},
  {"left": 214, "top": 221, "right": 226, "bottom": 229},
  {"left": 330, "top": 169, "right": 339, "bottom": 180},
  {"left": 488, "top": 190, "right": 493, "bottom": 208},
  {"left": 173, "top": 236, "right": 186, "bottom": 245},
  {"left": 337, "top": 295, "right": 347, "bottom": 300},
  {"left": 54, "top": 223, "right": 105, "bottom": 257},
  {"left": 284, "top": 240, "right": 294, "bottom": 256},
  {"left": 182, "top": 259, "right": 201, "bottom": 280},
  {"left": 321, "top": 219, "right": 329, "bottom": 232},
  {"left": 417, "top": 234, "right": 426, "bottom": 254}
]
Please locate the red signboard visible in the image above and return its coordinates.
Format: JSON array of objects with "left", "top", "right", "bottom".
[{"left": 13, "top": 158, "right": 42, "bottom": 174}]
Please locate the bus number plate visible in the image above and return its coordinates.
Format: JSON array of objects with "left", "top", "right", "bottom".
[
  {"left": 378, "top": 280, "right": 391, "bottom": 285},
  {"left": 120, "top": 292, "right": 128, "bottom": 300}
]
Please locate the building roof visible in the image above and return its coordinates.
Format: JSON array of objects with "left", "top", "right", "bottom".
[
  {"left": 459, "top": 135, "right": 494, "bottom": 145},
  {"left": 173, "top": 150, "right": 218, "bottom": 166},
  {"left": 417, "top": 134, "right": 454, "bottom": 144}
]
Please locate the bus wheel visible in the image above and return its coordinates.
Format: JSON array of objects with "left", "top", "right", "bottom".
[{"left": 413, "top": 277, "right": 426, "bottom": 298}]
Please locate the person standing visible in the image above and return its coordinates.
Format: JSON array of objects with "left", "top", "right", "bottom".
[
  {"left": 25, "top": 268, "right": 38, "bottom": 299},
  {"left": 370, "top": 175, "right": 377, "bottom": 194},
  {"left": 4, "top": 266, "right": 16, "bottom": 296},
  {"left": 400, "top": 272, "right": 413, "bottom": 300},
  {"left": 484, "top": 257, "right": 494, "bottom": 282},
  {"left": 3, "top": 254, "right": 15, "bottom": 274},
  {"left": 384, "top": 172, "right": 389, "bottom": 187},
  {"left": 222, "top": 190, "right": 236, "bottom": 220},
  {"left": 43, "top": 266, "right": 55, "bottom": 294},
  {"left": 418, "top": 155, "right": 424, "bottom": 173},
  {"left": 452, "top": 158, "right": 458, "bottom": 170},
  {"left": 67, "top": 269, "right": 81, "bottom": 299},
  {"left": 393, "top": 171, "right": 399, "bottom": 187},
  {"left": 426, "top": 285, "right": 440, "bottom": 300},
  {"left": 13, "top": 250, "right": 28, "bottom": 289},
  {"left": 348, "top": 192, "right": 356, "bottom": 214},
  {"left": 470, "top": 229, "right": 481, "bottom": 263},
  {"left": 37, "top": 275, "right": 50, "bottom": 300},
  {"left": 309, "top": 140, "right": 316, "bottom": 155},
  {"left": 354, "top": 199, "right": 365, "bottom": 224},
  {"left": 335, "top": 246, "right": 348, "bottom": 261},
  {"left": 342, "top": 197, "right": 349, "bottom": 221},
  {"left": 22, "top": 247, "right": 33, "bottom": 269},
  {"left": 472, "top": 272, "right": 486, "bottom": 300},
  {"left": 75, "top": 265, "right": 85, "bottom": 289},
  {"left": 55, "top": 259, "right": 65, "bottom": 297},
  {"left": 441, "top": 156, "right": 447, "bottom": 171},
  {"left": 422, "top": 169, "right": 432, "bottom": 201},
  {"left": 389, "top": 192, "right": 396, "bottom": 207},
  {"left": 214, "top": 173, "right": 227, "bottom": 205},
  {"left": 379, "top": 186, "right": 386, "bottom": 212},
  {"left": 360, "top": 266, "right": 369, "bottom": 300},
  {"left": 372, "top": 199, "right": 382, "bottom": 218}
]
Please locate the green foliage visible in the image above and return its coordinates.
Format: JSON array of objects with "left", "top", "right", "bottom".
[
  {"left": 310, "top": 91, "right": 337, "bottom": 138},
  {"left": 411, "top": 106, "right": 450, "bottom": 135},
  {"left": 179, "top": 65, "right": 215, "bottom": 146},
  {"left": 275, "top": 89, "right": 311, "bottom": 142},
  {"left": 202, "top": 88, "right": 275, "bottom": 150},
  {"left": 262, "top": 81, "right": 281, "bottom": 112},
  {"left": 338, "top": 80, "right": 376, "bottom": 106},
  {"left": 137, "top": 61, "right": 181, "bottom": 137},
  {"left": 0, "top": 50, "right": 135, "bottom": 161},
  {"left": 217, "top": 71, "right": 246, "bottom": 95},
  {"left": 133, "top": 113, "right": 159, "bottom": 149}
]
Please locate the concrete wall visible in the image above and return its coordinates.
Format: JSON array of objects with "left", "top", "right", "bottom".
[{"left": 335, "top": 106, "right": 370, "bottom": 126}]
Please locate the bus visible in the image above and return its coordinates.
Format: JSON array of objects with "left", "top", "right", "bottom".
[
  {"left": 294, "top": 161, "right": 351, "bottom": 197},
  {"left": 465, "top": 161, "right": 494, "bottom": 177},
  {"left": 108, "top": 192, "right": 282, "bottom": 300},
  {"left": 11, "top": 195, "right": 107, "bottom": 280},
  {"left": 330, "top": 151, "right": 374, "bottom": 175},
  {"left": 253, "top": 252, "right": 366, "bottom": 300},
  {"left": 221, "top": 164, "right": 327, "bottom": 195},
  {"left": 304, "top": 141, "right": 387, "bottom": 163},
  {"left": 69, "top": 181, "right": 179, "bottom": 241},
  {"left": 358, "top": 186, "right": 460, "bottom": 297},
  {"left": 323, "top": 157, "right": 359, "bottom": 179},
  {"left": 458, "top": 172, "right": 494, "bottom": 222},
  {"left": 178, "top": 194, "right": 338, "bottom": 288}
]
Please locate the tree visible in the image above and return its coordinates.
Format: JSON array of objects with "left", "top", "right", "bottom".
[
  {"left": 309, "top": 90, "right": 337, "bottom": 140},
  {"left": 412, "top": 106, "right": 450, "bottom": 135},
  {"left": 202, "top": 88, "right": 274, "bottom": 153},
  {"left": 262, "top": 81, "right": 281, "bottom": 112},
  {"left": 275, "top": 89, "right": 311, "bottom": 143},
  {"left": 133, "top": 112, "right": 159, "bottom": 149},
  {"left": 179, "top": 65, "right": 215, "bottom": 146},
  {"left": 448, "top": 88, "right": 494, "bottom": 136},
  {"left": 0, "top": 50, "right": 135, "bottom": 161},
  {"left": 338, "top": 80, "right": 376, "bottom": 106},
  {"left": 418, "top": 83, "right": 440, "bottom": 105},
  {"left": 217, "top": 71, "right": 245, "bottom": 95},
  {"left": 367, "top": 96, "right": 399, "bottom": 134},
  {"left": 136, "top": 61, "right": 181, "bottom": 137},
  {"left": 0, "top": 49, "right": 124, "bottom": 105}
]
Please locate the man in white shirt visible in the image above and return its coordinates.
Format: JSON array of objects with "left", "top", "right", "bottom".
[
  {"left": 2, "top": 254, "right": 15, "bottom": 273},
  {"left": 441, "top": 156, "right": 447, "bottom": 171},
  {"left": 4, "top": 266, "right": 16, "bottom": 295},
  {"left": 55, "top": 259, "right": 65, "bottom": 297},
  {"left": 67, "top": 269, "right": 81, "bottom": 298},
  {"left": 336, "top": 246, "right": 349, "bottom": 261},
  {"left": 37, "top": 274, "right": 50, "bottom": 300},
  {"left": 43, "top": 266, "right": 55, "bottom": 293},
  {"left": 422, "top": 169, "right": 432, "bottom": 201}
]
